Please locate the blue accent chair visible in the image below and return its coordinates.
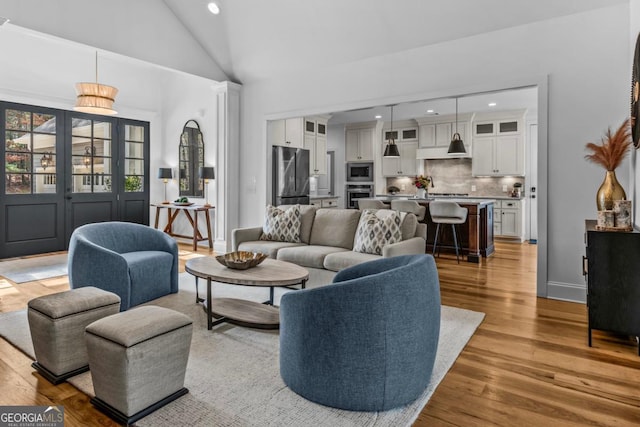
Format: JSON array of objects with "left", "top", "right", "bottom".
[
  {"left": 68, "top": 222, "right": 179, "bottom": 311},
  {"left": 279, "top": 254, "right": 441, "bottom": 411}
]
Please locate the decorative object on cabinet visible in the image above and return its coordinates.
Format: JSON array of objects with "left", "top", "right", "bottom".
[
  {"left": 383, "top": 105, "right": 400, "bottom": 158},
  {"left": 158, "top": 168, "right": 173, "bottom": 204},
  {"left": 74, "top": 51, "right": 118, "bottom": 116},
  {"left": 584, "top": 220, "right": 640, "bottom": 355},
  {"left": 584, "top": 118, "right": 631, "bottom": 210},
  {"left": 632, "top": 32, "right": 640, "bottom": 147},
  {"left": 199, "top": 166, "right": 215, "bottom": 207},
  {"left": 614, "top": 200, "right": 632, "bottom": 229},
  {"left": 179, "top": 120, "right": 204, "bottom": 198},
  {"left": 448, "top": 98, "right": 466, "bottom": 155}
]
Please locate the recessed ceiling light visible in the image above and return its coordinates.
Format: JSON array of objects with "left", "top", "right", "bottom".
[
  {"left": 488, "top": 102, "right": 497, "bottom": 107},
  {"left": 375, "top": 115, "right": 382, "bottom": 119},
  {"left": 207, "top": 2, "right": 220, "bottom": 14},
  {"left": 426, "top": 109, "right": 434, "bottom": 113}
]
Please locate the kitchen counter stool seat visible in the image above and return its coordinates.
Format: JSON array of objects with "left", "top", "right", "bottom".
[
  {"left": 429, "top": 201, "right": 468, "bottom": 264},
  {"left": 391, "top": 200, "right": 427, "bottom": 221}
]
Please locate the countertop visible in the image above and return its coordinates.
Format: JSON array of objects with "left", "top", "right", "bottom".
[
  {"left": 309, "top": 195, "right": 340, "bottom": 200},
  {"left": 374, "top": 195, "right": 495, "bottom": 206},
  {"left": 376, "top": 194, "right": 525, "bottom": 201}
]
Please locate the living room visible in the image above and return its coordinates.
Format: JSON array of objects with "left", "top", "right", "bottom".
[{"left": 1, "top": 1, "right": 640, "bottom": 426}]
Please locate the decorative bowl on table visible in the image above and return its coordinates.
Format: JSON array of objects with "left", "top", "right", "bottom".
[
  {"left": 173, "top": 202, "right": 194, "bottom": 206},
  {"left": 215, "top": 251, "right": 267, "bottom": 270}
]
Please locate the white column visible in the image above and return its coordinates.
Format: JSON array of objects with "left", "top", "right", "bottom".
[{"left": 211, "top": 81, "right": 242, "bottom": 253}]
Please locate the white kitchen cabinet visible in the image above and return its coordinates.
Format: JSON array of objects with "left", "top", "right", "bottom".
[
  {"left": 268, "top": 117, "right": 304, "bottom": 148},
  {"left": 346, "top": 128, "right": 374, "bottom": 161},
  {"left": 304, "top": 135, "right": 327, "bottom": 176},
  {"left": 472, "top": 135, "right": 523, "bottom": 176},
  {"left": 415, "top": 114, "right": 473, "bottom": 159},
  {"left": 383, "top": 127, "right": 418, "bottom": 142},
  {"left": 493, "top": 200, "right": 525, "bottom": 241},
  {"left": 382, "top": 142, "right": 418, "bottom": 177}
]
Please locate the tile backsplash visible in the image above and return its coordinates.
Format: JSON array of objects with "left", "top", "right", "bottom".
[{"left": 385, "top": 159, "right": 525, "bottom": 196}]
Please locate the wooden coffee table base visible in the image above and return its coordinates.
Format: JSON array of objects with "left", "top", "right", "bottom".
[{"left": 204, "top": 298, "right": 280, "bottom": 329}]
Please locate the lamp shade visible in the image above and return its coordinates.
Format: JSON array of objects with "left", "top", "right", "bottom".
[
  {"left": 74, "top": 82, "right": 118, "bottom": 115},
  {"left": 447, "top": 133, "right": 466, "bottom": 154},
  {"left": 383, "top": 142, "right": 400, "bottom": 157},
  {"left": 158, "top": 168, "right": 173, "bottom": 179},
  {"left": 199, "top": 166, "right": 215, "bottom": 180}
]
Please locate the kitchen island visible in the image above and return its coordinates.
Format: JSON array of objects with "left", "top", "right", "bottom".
[{"left": 375, "top": 196, "right": 495, "bottom": 263}]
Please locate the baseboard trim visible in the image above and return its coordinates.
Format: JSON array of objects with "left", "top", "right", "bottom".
[{"left": 547, "top": 281, "right": 586, "bottom": 303}]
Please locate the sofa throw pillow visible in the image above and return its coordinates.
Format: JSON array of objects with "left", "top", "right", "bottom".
[
  {"left": 353, "top": 209, "right": 402, "bottom": 255},
  {"left": 260, "top": 205, "right": 302, "bottom": 243}
]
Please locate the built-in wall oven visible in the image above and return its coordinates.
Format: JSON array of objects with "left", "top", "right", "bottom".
[{"left": 346, "top": 183, "right": 374, "bottom": 209}]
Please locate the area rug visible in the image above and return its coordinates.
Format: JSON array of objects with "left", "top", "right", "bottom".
[
  {"left": 0, "top": 254, "right": 68, "bottom": 283},
  {"left": 0, "top": 273, "right": 485, "bottom": 426}
]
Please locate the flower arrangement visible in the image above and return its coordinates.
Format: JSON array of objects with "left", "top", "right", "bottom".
[
  {"left": 414, "top": 175, "right": 431, "bottom": 189},
  {"left": 584, "top": 118, "right": 631, "bottom": 171}
]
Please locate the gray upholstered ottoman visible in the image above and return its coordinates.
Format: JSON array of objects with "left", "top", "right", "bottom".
[
  {"left": 85, "top": 305, "right": 193, "bottom": 425},
  {"left": 27, "top": 286, "right": 121, "bottom": 384}
]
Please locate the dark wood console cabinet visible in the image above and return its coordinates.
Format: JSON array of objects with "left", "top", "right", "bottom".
[{"left": 584, "top": 220, "right": 640, "bottom": 354}]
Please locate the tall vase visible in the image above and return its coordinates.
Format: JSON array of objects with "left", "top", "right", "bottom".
[
  {"left": 416, "top": 188, "right": 427, "bottom": 199},
  {"left": 596, "top": 170, "right": 626, "bottom": 211}
]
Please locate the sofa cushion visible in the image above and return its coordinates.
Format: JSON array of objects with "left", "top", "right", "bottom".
[
  {"left": 353, "top": 210, "right": 402, "bottom": 255},
  {"left": 374, "top": 210, "right": 417, "bottom": 240},
  {"left": 323, "top": 250, "right": 381, "bottom": 272},
  {"left": 238, "top": 241, "right": 305, "bottom": 259},
  {"left": 309, "top": 209, "right": 361, "bottom": 249},
  {"left": 277, "top": 204, "right": 317, "bottom": 244},
  {"left": 260, "top": 205, "right": 302, "bottom": 243},
  {"left": 277, "top": 245, "right": 349, "bottom": 269}
]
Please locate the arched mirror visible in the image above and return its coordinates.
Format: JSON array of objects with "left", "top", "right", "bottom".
[{"left": 179, "top": 120, "right": 204, "bottom": 197}]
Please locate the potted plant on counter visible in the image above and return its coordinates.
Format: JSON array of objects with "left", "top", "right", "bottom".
[
  {"left": 584, "top": 118, "right": 631, "bottom": 211},
  {"left": 413, "top": 175, "right": 431, "bottom": 199}
]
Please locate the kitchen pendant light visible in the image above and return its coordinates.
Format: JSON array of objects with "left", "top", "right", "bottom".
[
  {"left": 383, "top": 105, "right": 400, "bottom": 157},
  {"left": 74, "top": 52, "right": 118, "bottom": 116},
  {"left": 448, "top": 97, "right": 466, "bottom": 155}
]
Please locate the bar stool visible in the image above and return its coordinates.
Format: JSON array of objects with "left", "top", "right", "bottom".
[
  {"left": 390, "top": 200, "right": 426, "bottom": 221},
  {"left": 429, "top": 201, "right": 468, "bottom": 263}
]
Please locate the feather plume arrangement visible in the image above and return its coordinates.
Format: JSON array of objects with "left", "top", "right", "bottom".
[{"left": 584, "top": 118, "right": 632, "bottom": 171}]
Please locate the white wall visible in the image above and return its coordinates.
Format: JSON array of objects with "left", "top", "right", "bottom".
[
  {"left": 240, "top": 4, "right": 631, "bottom": 302},
  {"left": 0, "top": 24, "right": 224, "bottom": 244}
]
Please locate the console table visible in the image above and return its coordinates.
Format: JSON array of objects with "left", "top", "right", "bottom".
[
  {"left": 584, "top": 219, "right": 640, "bottom": 354},
  {"left": 152, "top": 204, "right": 214, "bottom": 251}
]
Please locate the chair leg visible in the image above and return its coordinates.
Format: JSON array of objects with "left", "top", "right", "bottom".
[
  {"left": 452, "top": 224, "right": 460, "bottom": 264},
  {"left": 432, "top": 223, "right": 441, "bottom": 257}
]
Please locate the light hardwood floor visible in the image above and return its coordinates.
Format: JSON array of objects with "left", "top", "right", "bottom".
[{"left": 1, "top": 242, "right": 639, "bottom": 426}]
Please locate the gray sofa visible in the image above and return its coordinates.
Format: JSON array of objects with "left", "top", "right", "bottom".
[{"left": 232, "top": 206, "right": 426, "bottom": 286}]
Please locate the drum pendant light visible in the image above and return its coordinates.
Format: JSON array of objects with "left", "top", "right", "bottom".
[
  {"left": 448, "top": 97, "right": 466, "bottom": 155},
  {"left": 383, "top": 105, "right": 400, "bottom": 157},
  {"left": 74, "top": 52, "right": 118, "bottom": 115}
]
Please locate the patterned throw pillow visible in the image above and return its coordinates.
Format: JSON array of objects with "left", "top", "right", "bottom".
[
  {"left": 260, "top": 205, "right": 302, "bottom": 243},
  {"left": 353, "top": 209, "right": 402, "bottom": 255}
]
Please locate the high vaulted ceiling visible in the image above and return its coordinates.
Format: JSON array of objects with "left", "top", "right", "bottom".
[{"left": 0, "top": 0, "right": 628, "bottom": 84}]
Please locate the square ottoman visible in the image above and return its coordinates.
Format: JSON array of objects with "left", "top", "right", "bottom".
[
  {"left": 27, "top": 286, "right": 121, "bottom": 384},
  {"left": 85, "top": 305, "right": 193, "bottom": 425}
]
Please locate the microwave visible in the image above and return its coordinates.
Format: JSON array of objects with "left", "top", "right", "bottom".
[{"left": 347, "top": 162, "right": 374, "bottom": 182}]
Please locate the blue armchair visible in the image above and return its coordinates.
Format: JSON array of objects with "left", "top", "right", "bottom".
[
  {"left": 279, "top": 254, "right": 441, "bottom": 411},
  {"left": 68, "top": 222, "right": 179, "bottom": 311}
]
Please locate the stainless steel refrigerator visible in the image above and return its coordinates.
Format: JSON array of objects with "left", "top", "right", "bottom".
[{"left": 272, "top": 146, "right": 310, "bottom": 206}]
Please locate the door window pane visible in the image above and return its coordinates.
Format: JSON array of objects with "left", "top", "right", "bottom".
[
  {"left": 6, "top": 110, "right": 30, "bottom": 131},
  {"left": 124, "top": 175, "right": 143, "bottom": 192},
  {"left": 33, "top": 173, "right": 57, "bottom": 194},
  {"left": 4, "top": 108, "right": 58, "bottom": 195},
  {"left": 5, "top": 174, "right": 31, "bottom": 194},
  {"left": 124, "top": 125, "right": 145, "bottom": 193}
]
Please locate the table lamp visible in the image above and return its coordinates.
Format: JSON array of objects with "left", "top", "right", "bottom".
[
  {"left": 199, "top": 166, "right": 215, "bottom": 208},
  {"left": 158, "top": 168, "right": 173, "bottom": 204}
]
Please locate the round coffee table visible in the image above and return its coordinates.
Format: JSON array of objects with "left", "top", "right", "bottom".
[{"left": 185, "top": 257, "right": 309, "bottom": 330}]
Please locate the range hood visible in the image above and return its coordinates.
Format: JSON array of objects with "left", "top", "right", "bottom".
[{"left": 416, "top": 146, "right": 471, "bottom": 159}]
